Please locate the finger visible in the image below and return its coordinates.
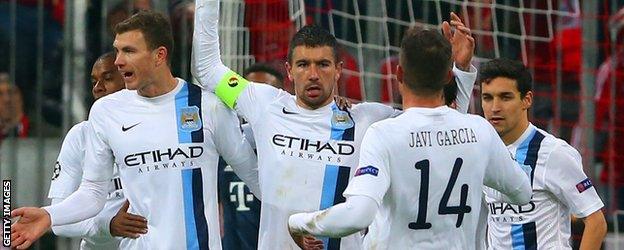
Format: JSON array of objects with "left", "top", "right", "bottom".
[
  {"left": 16, "top": 239, "right": 33, "bottom": 250},
  {"left": 124, "top": 213, "right": 148, "bottom": 223},
  {"left": 116, "top": 228, "right": 142, "bottom": 238},
  {"left": 120, "top": 200, "right": 130, "bottom": 213},
  {"left": 449, "top": 20, "right": 466, "bottom": 29},
  {"left": 11, "top": 233, "right": 25, "bottom": 247},
  {"left": 442, "top": 21, "right": 452, "bottom": 41},
  {"left": 11, "top": 207, "right": 25, "bottom": 218},
  {"left": 454, "top": 25, "right": 472, "bottom": 35},
  {"left": 450, "top": 12, "right": 462, "bottom": 23},
  {"left": 120, "top": 218, "right": 148, "bottom": 229},
  {"left": 122, "top": 224, "right": 149, "bottom": 235}
]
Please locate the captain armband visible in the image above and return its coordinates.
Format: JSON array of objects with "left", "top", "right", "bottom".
[{"left": 215, "top": 70, "right": 249, "bottom": 109}]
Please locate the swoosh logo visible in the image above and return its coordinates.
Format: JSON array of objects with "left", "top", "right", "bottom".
[
  {"left": 122, "top": 122, "right": 141, "bottom": 132},
  {"left": 282, "top": 107, "right": 298, "bottom": 115}
]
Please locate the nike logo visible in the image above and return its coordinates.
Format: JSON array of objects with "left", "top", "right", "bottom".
[
  {"left": 122, "top": 123, "right": 140, "bottom": 132},
  {"left": 282, "top": 107, "right": 298, "bottom": 115}
]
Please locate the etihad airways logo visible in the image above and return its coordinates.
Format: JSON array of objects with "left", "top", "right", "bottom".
[
  {"left": 488, "top": 201, "right": 536, "bottom": 223},
  {"left": 123, "top": 146, "right": 204, "bottom": 174},
  {"left": 272, "top": 134, "right": 355, "bottom": 164}
]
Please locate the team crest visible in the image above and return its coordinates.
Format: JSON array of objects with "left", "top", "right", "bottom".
[
  {"left": 331, "top": 110, "right": 354, "bottom": 130},
  {"left": 178, "top": 106, "right": 202, "bottom": 132}
]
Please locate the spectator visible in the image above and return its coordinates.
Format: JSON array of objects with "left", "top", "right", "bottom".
[{"left": 0, "top": 73, "right": 29, "bottom": 140}]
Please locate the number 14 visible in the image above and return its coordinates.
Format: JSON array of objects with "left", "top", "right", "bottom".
[{"left": 408, "top": 158, "right": 471, "bottom": 230}]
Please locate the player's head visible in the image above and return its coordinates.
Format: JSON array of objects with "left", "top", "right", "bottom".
[
  {"left": 91, "top": 52, "right": 125, "bottom": 100},
  {"left": 479, "top": 58, "right": 533, "bottom": 144},
  {"left": 285, "top": 25, "right": 343, "bottom": 109},
  {"left": 243, "top": 63, "right": 284, "bottom": 89},
  {"left": 113, "top": 10, "right": 173, "bottom": 91},
  {"left": 396, "top": 28, "right": 452, "bottom": 99}
]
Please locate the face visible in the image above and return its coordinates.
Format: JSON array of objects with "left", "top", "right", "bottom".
[
  {"left": 113, "top": 30, "right": 159, "bottom": 91},
  {"left": 286, "top": 46, "right": 341, "bottom": 109},
  {"left": 0, "top": 83, "right": 11, "bottom": 120},
  {"left": 481, "top": 77, "right": 532, "bottom": 144},
  {"left": 91, "top": 57, "right": 125, "bottom": 100},
  {"left": 245, "top": 72, "right": 281, "bottom": 89}
]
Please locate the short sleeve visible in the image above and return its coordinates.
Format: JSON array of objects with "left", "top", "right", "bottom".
[
  {"left": 543, "top": 144, "right": 604, "bottom": 218},
  {"left": 82, "top": 106, "right": 114, "bottom": 182},
  {"left": 48, "top": 123, "right": 86, "bottom": 199},
  {"left": 343, "top": 125, "right": 391, "bottom": 205}
]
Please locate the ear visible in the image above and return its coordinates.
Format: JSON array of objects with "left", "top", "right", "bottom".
[
  {"left": 154, "top": 46, "right": 168, "bottom": 66},
  {"left": 396, "top": 64, "right": 404, "bottom": 85},
  {"left": 285, "top": 61, "right": 294, "bottom": 82},
  {"left": 522, "top": 90, "right": 533, "bottom": 110},
  {"left": 334, "top": 60, "right": 344, "bottom": 82}
]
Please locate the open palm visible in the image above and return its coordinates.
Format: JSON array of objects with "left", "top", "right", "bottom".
[{"left": 11, "top": 207, "right": 51, "bottom": 249}]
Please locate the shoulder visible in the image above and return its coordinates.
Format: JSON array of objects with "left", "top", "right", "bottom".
[
  {"left": 89, "top": 90, "right": 134, "bottom": 115},
  {"left": 352, "top": 102, "right": 394, "bottom": 113},
  {"left": 62, "top": 121, "right": 89, "bottom": 146}
]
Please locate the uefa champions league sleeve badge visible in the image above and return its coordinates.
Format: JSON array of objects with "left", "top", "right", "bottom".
[
  {"left": 331, "top": 110, "right": 354, "bottom": 130},
  {"left": 178, "top": 106, "right": 203, "bottom": 132}
]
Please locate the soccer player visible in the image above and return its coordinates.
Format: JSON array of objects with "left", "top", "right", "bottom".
[
  {"left": 480, "top": 58, "right": 607, "bottom": 249},
  {"left": 47, "top": 52, "right": 149, "bottom": 249},
  {"left": 286, "top": 28, "right": 533, "bottom": 250},
  {"left": 11, "top": 10, "right": 259, "bottom": 250},
  {"left": 218, "top": 63, "right": 283, "bottom": 249},
  {"left": 193, "top": 1, "right": 478, "bottom": 249}
]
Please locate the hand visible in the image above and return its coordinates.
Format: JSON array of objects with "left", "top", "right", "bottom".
[
  {"left": 334, "top": 95, "right": 353, "bottom": 110},
  {"left": 110, "top": 200, "right": 148, "bottom": 238},
  {"left": 442, "top": 12, "right": 475, "bottom": 71},
  {"left": 288, "top": 226, "right": 324, "bottom": 250},
  {"left": 11, "top": 207, "right": 52, "bottom": 249}
]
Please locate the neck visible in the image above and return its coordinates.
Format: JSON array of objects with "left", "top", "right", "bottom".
[
  {"left": 502, "top": 119, "right": 530, "bottom": 145},
  {"left": 401, "top": 91, "right": 445, "bottom": 109},
  {"left": 137, "top": 70, "right": 177, "bottom": 98}
]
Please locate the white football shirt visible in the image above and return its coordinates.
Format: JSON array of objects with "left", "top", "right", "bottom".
[
  {"left": 82, "top": 79, "right": 257, "bottom": 250},
  {"left": 192, "top": 1, "right": 477, "bottom": 248},
  {"left": 344, "top": 107, "right": 531, "bottom": 249},
  {"left": 48, "top": 121, "right": 124, "bottom": 250},
  {"left": 484, "top": 124, "right": 604, "bottom": 249}
]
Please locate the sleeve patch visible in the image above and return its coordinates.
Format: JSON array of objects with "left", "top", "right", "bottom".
[
  {"left": 51, "top": 161, "right": 61, "bottom": 180},
  {"left": 355, "top": 166, "right": 379, "bottom": 177},
  {"left": 576, "top": 178, "right": 593, "bottom": 193}
]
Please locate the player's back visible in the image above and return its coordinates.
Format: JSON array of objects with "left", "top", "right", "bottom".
[{"left": 362, "top": 106, "right": 501, "bottom": 249}]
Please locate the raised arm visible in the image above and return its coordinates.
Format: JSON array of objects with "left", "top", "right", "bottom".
[{"left": 193, "top": 0, "right": 251, "bottom": 109}]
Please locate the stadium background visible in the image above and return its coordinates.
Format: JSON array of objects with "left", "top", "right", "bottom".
[{"left": 1, "top": 0, "right": 623, "bottom": 249}]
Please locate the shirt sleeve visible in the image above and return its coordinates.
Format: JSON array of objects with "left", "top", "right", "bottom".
[
  {"left": 82, "top": 106, "right": 114, "bottom": 182},
  {"left": 543, "top": 143, "right": 604, "bottom": 218},
  {"left": 482, "top": 121, "right": 532, "bottom": 205},
  {"left": 452, "top": 63, "right": 477, "bottom": 114},
  {"left": 211, "top": 100, "right": 261, "bottom": 198},
  {"left": 342, "top": 125, "right": 391, "bottom": 205},
  {"left": 49, "top": 196, "right": 120, "bottom": 240},
  {"left": 48, "top": 123, "right": 85, "bottom": 199}
]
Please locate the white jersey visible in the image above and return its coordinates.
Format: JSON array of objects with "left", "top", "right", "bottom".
[
  {"left": 48, "top": 121, "right": 124, "bottom": 250},
  {"left": 82, "top": 79, "right": 257, "bottom": 250},
  {"left": 343, "top": 107, "right": 531, "bottom": 250},
  {"left": 191, "top": 1, "right": 476, "bottom": 248},
  {"left": 484, "top": 124, "right": 604, "bottom": 249}
]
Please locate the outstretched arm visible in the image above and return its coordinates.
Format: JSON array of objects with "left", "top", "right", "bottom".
[{"left": 288, "top": 195, "right": 377, "bottom": 238}]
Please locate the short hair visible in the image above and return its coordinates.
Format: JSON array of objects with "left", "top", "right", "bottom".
[
  {"left": 444, "top": 76, "right": 458, "bottom": 106},
  {"left": 287, "top": 25, "right": 340, "bottom": 63},
  {"left": 478, "top": 58, "right": 532, "bottom": 97},
  {"left": 96, "top": 51, "right": 116, "bottom": 63},
  {"left": 243, "top": 63, "right": 284, "bottom": 85},
  {"left": 114, "top": 10, "right": 174, "bottom": 63},
  {"left": 399, "top": 28, "right": 452, "bottom": 95}
]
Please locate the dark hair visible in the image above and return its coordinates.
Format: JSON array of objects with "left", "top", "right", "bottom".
[
  {"left": 444, "top": 76, "right": 458, "bottom": 106},
  {"left": 114, "top": 10, "right": 174, "bottom": 63},
  {"left": 243, "top": 63, "right": 284, "bottom": 85},
  {"left": 478, "top": 58, "right": 532, "bottom": 97},
  {"left": 399, "top": 28, "right": 452, "bottom": 95},
  {"left": 287, "top": 25, "right": 340, "bottom": 63},
  {"left": 96, "top": 51, "right": 116, "bottom": 63}
]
